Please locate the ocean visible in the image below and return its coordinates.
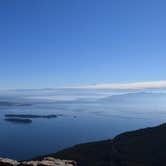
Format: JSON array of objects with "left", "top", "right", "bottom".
[{"left": 0, "top": 89, "right": 166, "bottom": 160}]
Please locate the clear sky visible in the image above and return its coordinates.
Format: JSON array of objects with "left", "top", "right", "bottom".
[{"left": 0, "top": 0, "right": 166, "bottom": 89}]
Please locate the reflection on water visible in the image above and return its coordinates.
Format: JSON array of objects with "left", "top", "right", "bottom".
[{"left": 0, "top": 90, "right": 166, "bottom": 160}]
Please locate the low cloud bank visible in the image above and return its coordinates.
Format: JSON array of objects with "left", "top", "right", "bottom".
[{"left": 65, "top": 81, "right": 166, "bottom": 89}]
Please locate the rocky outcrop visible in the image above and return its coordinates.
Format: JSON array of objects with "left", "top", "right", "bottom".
[
  {"left": 0, "top": 157, "right": 77, "bottom": 166},
  {"left": 0, "top": 157, "right": 19, "bottom": 166}
]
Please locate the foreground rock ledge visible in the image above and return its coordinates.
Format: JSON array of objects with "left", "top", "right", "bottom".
[{"left": 0, "top": 157, "right": 77, "bottom": 166}]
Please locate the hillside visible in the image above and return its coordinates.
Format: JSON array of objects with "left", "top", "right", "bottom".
[
  {"left": 47, "top": 123, "right": 166, "bottom": 166},
  {"left": 1, "top": 123, "right": 166, "bottom": 166}
]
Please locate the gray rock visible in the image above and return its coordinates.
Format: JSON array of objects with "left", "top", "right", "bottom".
[
  {"left": 0, "top": 157, "right": 19, "bottom": 166},
  {"left": 0, "top": 157, "right": 76, "bottom": 166}
]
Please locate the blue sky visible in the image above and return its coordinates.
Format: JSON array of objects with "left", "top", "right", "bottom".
[{"left": 0, "top": 0, "right": 166, "bottom": 89}]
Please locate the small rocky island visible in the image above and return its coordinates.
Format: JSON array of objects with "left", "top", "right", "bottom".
[
  {"left": 4, "top": 114, "right": 63, "bottom": 124},
  {"left": 5, "top": 118, "right": 32, "bottom": 124},
  {"left": 5, "top": 114, "right": 62, "bottom": 119}
]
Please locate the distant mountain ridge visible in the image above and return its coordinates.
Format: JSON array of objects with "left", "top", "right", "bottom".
[{"left": 99, "top": 92, "right": 166, "bottom": 103}]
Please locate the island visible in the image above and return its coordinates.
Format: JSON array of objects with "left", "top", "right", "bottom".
[
  {"left": 5, "top": 118, "right": 32, "bottom": 124},
  {"left": 0, "top": 101, "right": 32, "bottom": 106},
  {"left": 5, "top": 114, "right": 63, "bottom": 119}
]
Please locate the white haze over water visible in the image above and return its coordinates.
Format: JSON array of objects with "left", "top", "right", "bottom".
[
  {"left": 0, "top": 88, "right": 121, "bottom": 102},
  {"left": 0, "top": 88, "right": 166, "bottom": 160},
  {"left": 1, "top": 87, "right": 166, "bottom": 102}
]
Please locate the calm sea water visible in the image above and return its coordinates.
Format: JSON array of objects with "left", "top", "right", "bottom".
[{"left": 0, "top": 89, "right": 166, "bottom": 160}]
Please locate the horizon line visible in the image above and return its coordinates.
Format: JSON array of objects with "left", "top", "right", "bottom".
[
  {"left": 64, "top": 80, "right": 166, "bottom": 90},
  {"left": 1, "top": 80, "right": 166, "bottom": 90}
]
